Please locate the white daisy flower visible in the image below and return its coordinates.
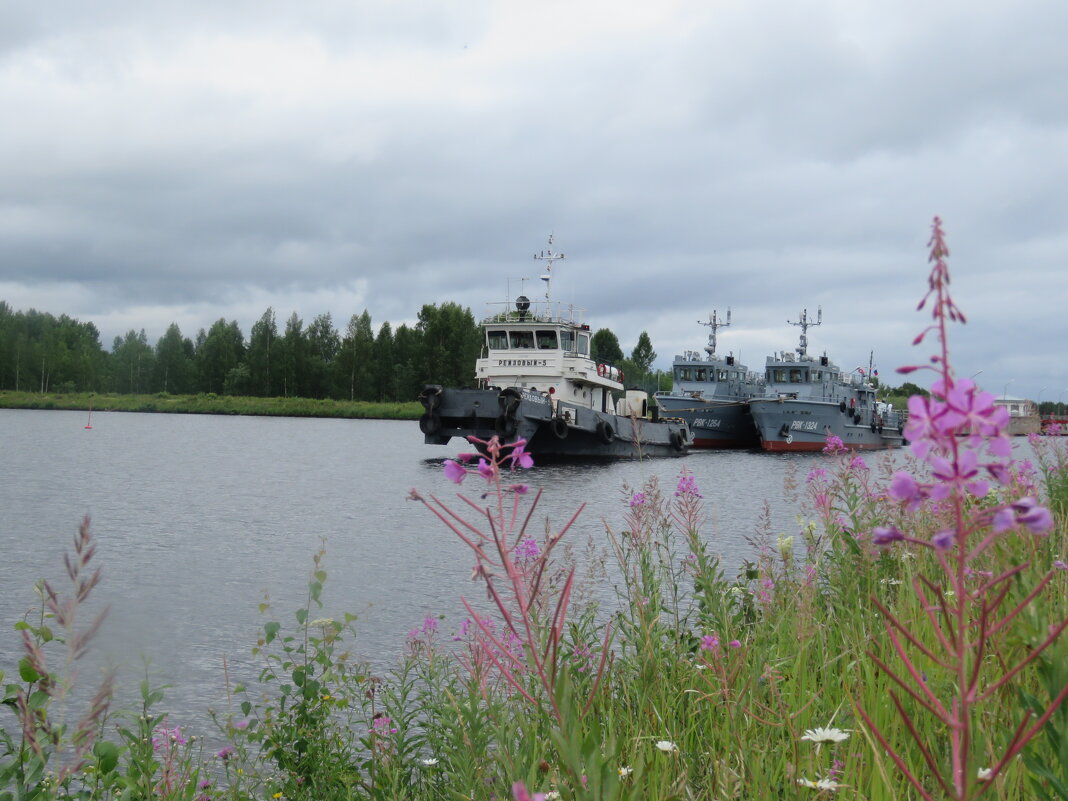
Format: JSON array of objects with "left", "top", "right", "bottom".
[
  {"left": 654, "top": 740, "right": 679, "bottom": 753},
  {"left": 797, "top": 777, "right": 843, "bottom": 791},
  {"left": 618, "top": 766, "right": 633, "bottom": 778},
  {"left": 420, "top": 757, "right": 439, "bottom": 767},
  {"left": 800, "top": 727, "right": 850, "bottom": 744}
]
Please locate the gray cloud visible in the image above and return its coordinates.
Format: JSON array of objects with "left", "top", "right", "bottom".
[{"left": 1, "top": 0, "right": 1066, "bottom": 399}]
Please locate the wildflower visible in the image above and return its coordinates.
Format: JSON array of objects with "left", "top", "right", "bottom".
[
  {"left": 371, "top": 716, "right": 398, "bottom": 734},
  {"left": 618, "top": 766, "right": 633, "bottom": 778},
  {"left": 872, "top": 525, "right": 905, "bottom": 545},
  {"left": 800, "top": 727, "right": 850, "bottom": 744},
  {"left": 509, "top": 440, "right": 535, "bottom": 469},
  {"left": 309, "top": 617, "right": 335, "bottom": 628},
  {"left": 977, "top": 767, "right": 993, "bottom": 780},
  {"left": 655, "top": 740, "right": 679, "bottom": 753},
  {"left": 198, "top": 780, "right": 212, "bottom": 790},
  {"left": 421, "top": 757, "right": 439, "bottom": 767},
  {"left": 822, "top": 434, "right": 847, "bottom": 454},
  {"left": 629, "top": 491, "right": 646, "bottom": 507},
  {"left": 807, "top": 467, "right": 828, "bottom": 482},
  {"left": 443, "top": 459, "right": 467, "bottom": 484},
  {"left": 797, "top": 777, "right": 843, "bottom": 791},
  {"left": 273, "top": 794, "right": 283, "bottom": 800},
  {"left": 849, "top": 455, "right": 867, "bottom": 471},
  {"left": 674, "top": 474, "right": 702, "bottom": 497},
  {"left": 931, "top": 529, "right": 956, "bottom": 550},
  {"left": 513, "top": 538, "right": 541, "bottom": 564},
  {"left": 1055, "top": 560, "right": 1068, "bottom": 571},
  {"left": 728, "top": 639, "right": 742, "bottom": 648},
  {"left": 1011, "top": 496, "right": 1054, "bottom": 533},
  {"left": 700, "top": 633, "right": 720, "bottom": 653},
  {"left": 232, "top": 719, "right": 249, "bottom": 730},
  {"left": 511, "top": 483, "right": 530, "bottom": 494},
  {"left": 215, "top": 746, "right": 235, "bottom": 761},
  {"left": 477, "top": 458, "right": 494, "bottom": 480}
]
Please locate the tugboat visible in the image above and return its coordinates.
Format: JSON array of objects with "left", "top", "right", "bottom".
[
  {"left": 747, "top": 308, "right": 905, "bottom": 452},
  {"left": 653, "top": 310, "right": 763, "bottom": 448},
  {"left": 418, "top": 238, "right": 690, "bottom": 459}
]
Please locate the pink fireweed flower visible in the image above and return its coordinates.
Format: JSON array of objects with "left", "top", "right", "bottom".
[
  {"left": 728, "top": 639, "right": 742, "bottom": 648},
  {"left": 512, "top": 781, "right": 546, "bottom": 801},
  {"left": 822, "top": 434, "right": 848, "bottom": 454},
  {"left": 371, "top": 716, "right": 398, "bottom": 734},
  {"left": 630, "top": 491, "right": 647, "bottom": 507},
  {"left": 509, "top": 440, "right": 535, "bottom": 469},
  {"left": 889, "top": 471, "right": 925, "bottom": 509},
  {"left": 872, "top": 525, "right": 906, "bottom": 546},
  {"left": 675, "top": 474, "right": 702, "bottom": 498},
  {"left": 443, "top": 459, "right": 467, "bottom": 484},
  {"left": 477, "top": 458, "right": 494, "bottom": 480},
  {"left": 152, "top": 724, "right": 187, "bottom": 751},
  {"left": 928, "top": 449, "right": 989, "bottom": 499},
  {"left": 807, "top": 467, "right": 828, "bottom": 482},
  {"left": 931, "top": 529, "right": 956, "bottom": 551},
  {"left": 1011, "top": 496, "right": 1054, "bottom": 534},
  {"left": 513, "top": 538, "right": 541, "bottom": 565},
  {"left": 849, "top": 455, "right": 868, "bottom": 471},
  {"left": 511, "top": 483, "right": 530, "bottom": 495},
  {"left": 700, "top": 633, "right": 720, "bottom": 653}
]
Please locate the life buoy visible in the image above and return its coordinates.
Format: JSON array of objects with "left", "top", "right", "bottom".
[
  {"left": 597, "top": 364, "right": 606, "bottom": 377},
  {"left": 550, "top": 416, "right": 569, "bottom": 439},
  {"left": 670, "top": 430, "right": 685, "bottom": 451},
  {"left": 785, "top": 434, "right": 794, "bottom": 445},
  {"left": 596, "top": 420, "right": 615, "bottom": 444},
  {"left": 419, "top": 412, "right": 441, "bottom": 435}
]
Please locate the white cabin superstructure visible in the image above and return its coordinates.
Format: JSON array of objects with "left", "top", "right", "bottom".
[{"left": 475, "top": 295, "right": 631, "bottom": 418}]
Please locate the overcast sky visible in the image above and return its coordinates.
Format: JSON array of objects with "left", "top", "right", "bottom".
[{"left": 2, "top": 0, "right": 1066, "bottom": 401}]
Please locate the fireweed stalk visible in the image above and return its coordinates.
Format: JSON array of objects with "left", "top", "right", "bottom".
[
  {"left": 859, "top": 217, "right": 1068, "bottom": 800},
  {"left": 409, "top": 436, "right": 611, "bottom": 725}
]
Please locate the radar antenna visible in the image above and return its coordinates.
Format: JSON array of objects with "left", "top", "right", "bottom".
[
  {"left": 700, "top": 308, "right": 731, "bottom": 359},
  {"left": 788, "top": 307, "right": 822, "bottom": 358},
  {"left": 533, "top": 233, "right": 564, "bottom": 301}
]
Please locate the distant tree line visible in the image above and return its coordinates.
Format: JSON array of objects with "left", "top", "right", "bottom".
[{"left": 0, "top": 300, "right": 482, "bottom": 402}]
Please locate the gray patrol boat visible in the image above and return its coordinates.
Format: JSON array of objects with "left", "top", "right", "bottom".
[
  {"left": 418, "top": 238, "right": 690, "bottom": 459},
  {"left": 653, "top": 310, "right": 763, "bottom": 448},
  {"left": 748, "top": 308, "right": 906, "bottom": 451}
]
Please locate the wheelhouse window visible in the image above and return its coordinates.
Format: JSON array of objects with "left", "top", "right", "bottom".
[
  {"left": 694, "top": 368, "right": 707, "bottom": 381},
  {"left": 509, "top": 330, "right": 535, "bottom": 349},
  {"left": 536, "top": 330, "right": 558, "bottom": 350},
  {"left": 578, "top": 333, "right": 590, "bottom": 356},
  {"left": 487, "top": 330, "right": 509, "bottom": 349},
  {"left": 789, "top": 369, "right": 804, "bottom": 383},
  {"left": 772, "top": 369, "right": 787, "bottom": 383},
  {"left": 678, "top": 367, "right": 692, "bottom": 381},
  {"left": 560, "top": 329, "right": 576, "bottom": 353},
  {"left": 717, "top": 369, "right": 729, "bottom": 381}
]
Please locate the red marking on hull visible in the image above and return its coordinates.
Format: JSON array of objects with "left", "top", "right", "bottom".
[
  {"left": 761, "top": 439, "right": 898, "bottom": 452},
  {"left": 692, "top": 437, "right": 755, "bottom": 449}
]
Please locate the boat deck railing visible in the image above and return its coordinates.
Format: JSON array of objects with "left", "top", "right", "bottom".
[{"left": 481, "top": 299, "right": 589, "bottom": 327}]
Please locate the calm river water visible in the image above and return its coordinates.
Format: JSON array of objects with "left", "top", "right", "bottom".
[{"left": 1, "top": 409, "right": 914, "bottom": 730}]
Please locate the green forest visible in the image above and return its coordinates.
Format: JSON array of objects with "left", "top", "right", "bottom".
[{"left": 0, "top": 301, "right": 484, "bottom": 403}]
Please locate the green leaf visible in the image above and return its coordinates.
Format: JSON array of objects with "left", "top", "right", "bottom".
[
  {"left": 241, "top": 701, "right": 251, "bottom": 716},
  {"left": 264, "top": 621, "right": 281, "bottom": 643},
  {"left": 295, "top": 608, "right": 308, "bottom": 625},
  {"left": 18, "top": 657, "right": 40, "bottom": 683},
  {"left": 94, "top": 741, "right": 120, "bottom": 774}
]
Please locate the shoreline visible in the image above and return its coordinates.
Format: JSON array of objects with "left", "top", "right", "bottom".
[{"left": 0, "top": 390, "right": 422, "bottom": 420}]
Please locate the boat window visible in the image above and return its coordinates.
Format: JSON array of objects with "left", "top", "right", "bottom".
[
  {"left": 772, "top": 369, "right": 788, "bottom": 383},
  {"left": 678, "top": 367, "right": 692, "bottom": 381},
  {"left": 578, "top": 333, "right": 590, "bottom": 355},
  {"left": 694, "top": 368, "right": 707, "bottom": 381},
  {"left": 536, "top": 330, "right": 558, "bottom": 350},
  {"left": 789, "top": 369, "right": 804, "bottom": 383},
  {"left": 560, "top": 329, "right": 575, "bottom": 353},
  {"left": 509, "top": 330, "right": 535, "bottom": 349},
  {"left": 487, "top": 330, "right": 509, "bottom": 349},
  {"left": 717, "top": 369, "right": 729, "bottom": 381}
]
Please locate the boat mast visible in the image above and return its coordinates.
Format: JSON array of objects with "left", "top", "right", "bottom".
[
  {"left": 788, "top": 307, "right": 822, "bottom": 358},
  {"left": 533, "top": 234, "right": 565, "bottom": 302},
  {"left": 700, "top": 308, "right": 731, "bottom": 359}
]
